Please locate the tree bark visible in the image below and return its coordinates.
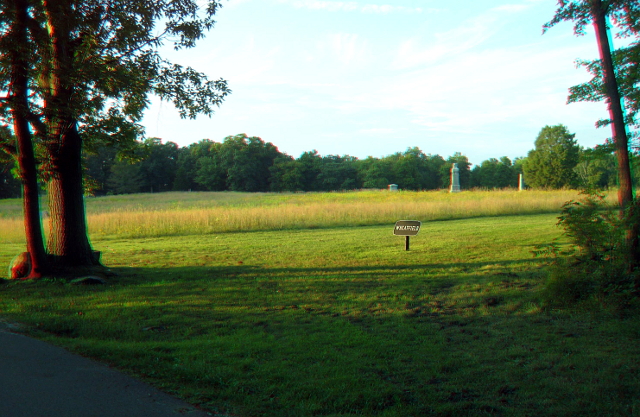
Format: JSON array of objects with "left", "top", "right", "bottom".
[
  {"left": 46, "top": 124, "right": 97, "bottom": 266},
  {"left": 591, "top": 0, "right": 639, "bottom": 266},
  {"left": 42, "top": 0, "right": 99, "bottom": 269},
  {"left": 10, "top": 0, "right": 49, "bottom": 278}
]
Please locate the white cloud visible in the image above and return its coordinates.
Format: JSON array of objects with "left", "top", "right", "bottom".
[
  {"left": 289, "top": 0, "right": 359, "bottom": 12},
  {"left": 392, "top": 12, "right": 503, "bottom": 70},
  {"left": 493, "top": 4, "right": 530, "bottom": 13},
  {"left": 189, "top": 34, "right": 282, "bottom": 85},
  {"left": 359, "top": 127, "right": 397, "bottom": 135},
  {"left": 327, "top": 33, "right": 370, "bottom": 65},
  {"left": 279, "top": 0, "right": 423, "bottom": 13},
  {"left": 360, "top": 4, "right": 423, "bottom": 13},
  {"left": 331, "top": 38, "right": 599, "bottom": 138}
]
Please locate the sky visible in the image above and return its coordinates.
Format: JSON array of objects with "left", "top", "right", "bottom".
[{"left": 141, "top": 0, "right": 618, "bottom": 166}]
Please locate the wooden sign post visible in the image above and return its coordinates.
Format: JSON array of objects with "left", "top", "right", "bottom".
[{"left": 393, "top": 220, "right": 421, "bottom": 251}]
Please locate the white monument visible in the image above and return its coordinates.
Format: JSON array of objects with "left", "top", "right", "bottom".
[
  {"left": 518, "top": 173, "right": 525, "bottom": 191},
  {"left": 450, "top": 163, "right": 461, "bottom": 193}
]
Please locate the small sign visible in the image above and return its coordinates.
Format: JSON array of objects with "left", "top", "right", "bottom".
[{"left": 393, "top": 220, "right": 421, "bottom": 236}]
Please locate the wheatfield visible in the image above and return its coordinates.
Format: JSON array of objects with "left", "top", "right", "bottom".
[{"left": 0, "top": 189, "right": 615, "bottom": 242}]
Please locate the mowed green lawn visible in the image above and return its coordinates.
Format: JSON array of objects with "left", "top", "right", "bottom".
[{"left": 1, "top": 191, "right": 639, "bottom": 417}]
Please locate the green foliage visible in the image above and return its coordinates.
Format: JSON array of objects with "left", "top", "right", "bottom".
[
  {"left": 195, "top": 157, "right": 227, "bottom": 191},
  {"left": 108, "top": 161, "right": 145, "bottom": 195},
  {"left": 470, "top": 156, "right": 520, "bottom": 189},
  {"left": 83, "top": 145, "right": 118, "bottom": 196},
  {"left": 0, "top": 127, "right": 23, "bottom": 198},
  {"left": 294, "top": 150, "right": 322, "bottom": 191},
  {"left": 523, "top": 125, "right": 580, "bottom": 189},
  {"left": 0, "top": 159, "right": 20, "bottom": 199},
  {"left": 539, "top": 193, "right": 640, "bottom": 309},
  {"left": 171, "top": 146, "right": 201, "bottom": 191},
  {"left": 574, "top": 145, "right": 617, "bottom": 191},
  {"left": 545, "top": 0, "right": 640, "bottom": 134},
  {"left": 137, "top": 138, "right": 179, "bottom": 193},
  {"left": 356, "top": 157, "right": 391, "bottom": 189},
  {"left": 0, "top": 0, "right": 230, "bottom": 150},
  {"left": 387, "top": 147, "right": 446, "bottom": 190},
  {"left": 269, "top": 156, "right": 304, "bottom": 192},
  {"left": 222, "top": 134, "right": 281, "bottom": 192},
  {"left": 318, "top": 155, "right": 358, "bottom": 191},
  {"left": 189, "top": 134, "right": 283, "bottom": 192},
  {"left": 76, "top": 129, "right": 632, "bottom": 196},
  {"left": 191, "top": 140, "right": 226, "bottom": 191}
]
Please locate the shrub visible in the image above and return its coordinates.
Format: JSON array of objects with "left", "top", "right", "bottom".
[{"left": 537, "top": 193, "right": 640, "bottom": 310}]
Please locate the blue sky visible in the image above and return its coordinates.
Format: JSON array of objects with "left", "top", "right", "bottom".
[{"left": 142, "top": 0, "right": 614, "bottom": 165}]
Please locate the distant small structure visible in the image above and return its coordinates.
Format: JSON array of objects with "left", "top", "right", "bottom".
[
  {"left": 449, "top": 163, "right": 461, "bottom": 193},
  {"left": 388, "top": 184, "right": 398, "bottom": 192},
  {"left": 518, "top": 173, "right": 525, "bottom": 191}
]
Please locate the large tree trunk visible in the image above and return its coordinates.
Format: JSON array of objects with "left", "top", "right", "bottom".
[
  {"left": 42, "top": 0, "right": 100, "bottom": 270},
  {"left": 46, "top": 124, "right": 98, "bottom": 267},
  {"left": 591, "top": 0, "right": 639, "bottom": 266},
  {"left": 10, "top": 0, "right": 49, "bottom": 278},
  {"left": 14, "top": 106, "right": 49, "bottom": 278}
]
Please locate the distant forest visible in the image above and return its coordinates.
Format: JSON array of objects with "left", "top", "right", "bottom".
[{"left": 0, "top": 131, "right": 637, "bottom": 199}]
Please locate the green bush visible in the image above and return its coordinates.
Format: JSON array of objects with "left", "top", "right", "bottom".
[{"left": 538, "top": 193, "right": 640, "bottom": 310}]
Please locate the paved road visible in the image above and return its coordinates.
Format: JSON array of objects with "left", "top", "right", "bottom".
[{"left": 0, "top": 325, "right": 214, "bottom": 417}]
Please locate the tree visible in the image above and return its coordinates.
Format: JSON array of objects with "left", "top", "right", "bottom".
[
  {"left": 0, "top": 127, "right": 21, "bottom": 198},
  {"left": 194, "top": 140, "right": 226, "bottom": 191},
  {"left": 83, "top": 144, "right": 117, "bottom": 195},
  {"left": 138, "top": 138, "right": 179, "bottom": 193},
  {"left": 217, "top": 134, "right": 282, "bottom": 192},
  {"left": 318, "top": 155, "right": 359, "bottom": 191},
  {"left": 574, "top": 145, "right": 617, "bottom": 190},
  {"left": 270, "top": 155, "right": 305, "bottom": 192},
  {"left": 172, "top": 144, "right": 203, "bottom": 191},
  {"left": 298, "top": 150, "right": 323, "bottom": 191},
  {"left": 0, "top": 0, "right": 230, "bottom": 275},
  {"left": 544, "top": 0, "right": 639, "bottom": 263},
  {"left": 523, "top": 125, "right": 580, "bottom": 189},
  {"left": 0, "top": 0, "right": 49, "bottom": 278},
  {"left": 389, "top": 147, "right": 445, "bottom": 190},
  {"left": 356, "top": 156, "right": 392, "bottom": 189},
  {"left": 0, "top": 159, "right": 20, "bottom": 199},
  {"left": 470, "top": 157, "right": 519, "bottom": 189},
  {"left": 107, "top": 160, "right": 144, "bottom": 195}
]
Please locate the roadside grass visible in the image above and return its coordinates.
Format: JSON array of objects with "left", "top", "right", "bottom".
[{"left": 1, "top": 211, "right": 640, "bottom": 416}]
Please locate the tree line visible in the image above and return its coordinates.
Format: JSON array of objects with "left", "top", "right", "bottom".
[
  {"left": 70, "top": 125, "right": 640, "bottom": 195},
  {"left": 0, "top": 133, "right": 516, "bottom": 197},
  {"left": 3, "top": 125, "right": 636, "bottom": 199}
]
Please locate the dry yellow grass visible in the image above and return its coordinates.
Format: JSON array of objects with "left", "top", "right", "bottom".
[{"left": 0, "top": 189, "right": 616, "bottom": 242}]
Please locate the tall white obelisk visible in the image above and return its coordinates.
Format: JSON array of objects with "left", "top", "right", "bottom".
[{"left": 450, "top": 163, "right": 461, "bottom": 193}]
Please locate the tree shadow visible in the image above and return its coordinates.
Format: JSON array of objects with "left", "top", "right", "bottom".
[{"left": 107, "top": 257, "right": 542, "bottom": 282}]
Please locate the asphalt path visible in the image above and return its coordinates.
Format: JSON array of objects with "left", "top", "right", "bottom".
[{"left": 0, "top": 324, "right": 214, "bottom": 417}]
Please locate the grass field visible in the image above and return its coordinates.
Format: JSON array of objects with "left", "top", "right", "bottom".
[
  {"left": 1, "top": 190, "right": 639, "bottom": 416},
  {"left": 0, "top": 189, "right": 611, "bottom": 242}
]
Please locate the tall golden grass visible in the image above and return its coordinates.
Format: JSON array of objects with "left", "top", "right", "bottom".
[{"left": 0, "top": 189, "right": 615, "bottom": 242}]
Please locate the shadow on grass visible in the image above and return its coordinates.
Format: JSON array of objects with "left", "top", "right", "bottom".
[
  {"left": 97, "top": 257, "right": 544, "bottom": 326},
  {"left": 109, "top": 257, "right": 543, "bottom": 281},
  {"left": 5, "top": 258, "right": 640, "bottom": 417}
]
